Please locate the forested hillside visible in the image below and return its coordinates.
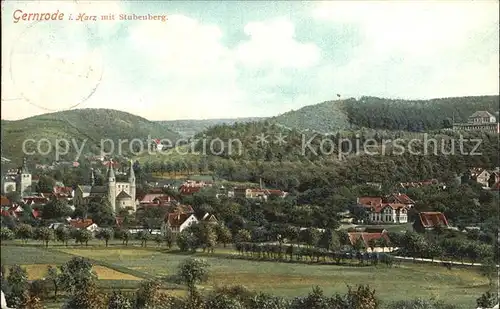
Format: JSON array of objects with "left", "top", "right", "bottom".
[
  {"left": 271, "top": 95, "right": 499, "bottom": 133},
  {"left": 1, "top": 109, "right": 180, "bottom": 164},
  {"left": 158, "top": 117, "right": 263, "bottom": 137}
]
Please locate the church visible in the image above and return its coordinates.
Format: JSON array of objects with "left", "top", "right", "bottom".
[
  {"left": 73, "top": 160, "right": 136, "bottom": 213},
  {"left": 1, "top": 158, "right": 32, "bottom": 197}
]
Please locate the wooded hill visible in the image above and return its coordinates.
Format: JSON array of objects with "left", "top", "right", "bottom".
[
  {"left": 1, "top": 109, "right": 180, "bottom": 165},
  {"left": 271, "top": 95, "right": 499, "bottom": 133}
]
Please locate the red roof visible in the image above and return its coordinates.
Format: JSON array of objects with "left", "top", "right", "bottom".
[
  {"left": 387, "top": 193, "right": 414, "bottom": 205},
  {"left": 23, "top": 196, "right": 50, "bottom": 204},
  {"left": 418, "top": 212, "right": 449, "bottom": 228},
  {"left": 32, "top": 209, "right": 41, "bottom": 218},
  {"left": 69, "top": 219, "right": 94, "bottom": 229},
  {"left": 153, "top": 195, "right": 175, "bottom": 203},
  {"left": 103, "top": 161, "right": 120, "bottom": 168},
  {"left": 348, "top": 232, "right": 390, "bottom": 248},
  {"left": 370, "top": 203, "right": 407, "bottom": 213},
  {"left": 0, "top": 196, "right": 11, "bottom": 207},
  {"left": 115, "top": 216, "right": 124, "bottom": 227},
  {"left": 53, "top": 186, "right": 72, "bottom": 195},
  {"left": 179, "top": 185, "right": 203, "bottom": 195},
  {"left": 165, "top": 213, "right": 192, "bottom": 227},
  {"left": 358, "top": 197, "right": 383, "bottom": 207},
  {"left": 140, "top": 194, "right": 167, "bottom": 203}
]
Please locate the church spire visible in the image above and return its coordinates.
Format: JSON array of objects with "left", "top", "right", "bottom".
[
  {"left": 107, "top": 159, "right": 116, "bottom": 180},
  {"left": 21, "top": 157, "right": 29, "bottom": 174},
  {"left": 128, "top": 160, "right": 135, "bottom": 181},
  {"left": 90, "top": 168, "right": 95, "bottom": 186}
]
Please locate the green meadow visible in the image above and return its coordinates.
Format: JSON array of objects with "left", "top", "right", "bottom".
[{"left": 0, "top": 243, "right": 489, "bottom": 308}]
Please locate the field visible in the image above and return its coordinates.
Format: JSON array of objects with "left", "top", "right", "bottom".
[{"left": 0, "top": 244, "right": 489, "bottom": 308}]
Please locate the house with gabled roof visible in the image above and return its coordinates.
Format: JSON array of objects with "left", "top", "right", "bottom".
[
  {"left": 200, "top": 213, "right": 218, "bottom": 224},
  {"left": 347, "top": 231, "right": 394, "bottom": 252},
  {"left": 413, "top": 212, "right": 449, "bottom": 233},
  {"left": 356, "top": 196, "right": 409, "bottom": 224},
  {"left": 69, "top": 218, "right": 99, "bottom": 232},
  {"left": 161, "top": 212, "right": 198, "bottom": 234},
  {"left": 384, "top": 193, "right": 415, "bottom": 208}
]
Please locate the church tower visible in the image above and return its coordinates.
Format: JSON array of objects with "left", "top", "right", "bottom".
[
  {"left": 17, "top": 158, "right": 31, "bottom": 197},
  {"left": 128, "top": 160, "right": 136, "bottom": 211},
  {"left": 107, "top": 160, "right": 116, "bottom": 212},
  {"left": 90, "top": 168, "right": 95, "bottom": 186}
]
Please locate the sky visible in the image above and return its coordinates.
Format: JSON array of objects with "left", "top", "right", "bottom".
[{"left": 1, "top": 0, "right": 499, "bottom": 121}]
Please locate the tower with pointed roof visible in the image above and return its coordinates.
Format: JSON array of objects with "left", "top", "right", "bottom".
[
  {"left": 90, "top": 168, "right": 96, "bottom": 186},
  {"left": 107, "top": 160, "right": 116, "bottom": 212},
  {"left": 129, "top": 160, "right": 136, "bottom": 209},
  {"left": 16, "top": 158, "right": 31, "bottom": 197}
]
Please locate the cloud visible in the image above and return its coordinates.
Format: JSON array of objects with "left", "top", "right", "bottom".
[
  {"left": 1, "top": 1, "right": 498, "bottom": 122},
  {"left": 311, "top": 1, "right": 499, "bottom": 98},
  {"left": 1, "top": 0, "right": 125, "bottom": 116},
  {"left": 235, "top": 18, "right": 321, "bottom": 69}
]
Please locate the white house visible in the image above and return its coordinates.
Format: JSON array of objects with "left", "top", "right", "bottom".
[
  {"left": 161, "top": 212, "right": 198, "bottom": 234},
  {"left": 68, "top": 219, "right": 99, "bottom": 233},
  {"left": 368, "top": 204, "right": 408, "bottom": 224}
]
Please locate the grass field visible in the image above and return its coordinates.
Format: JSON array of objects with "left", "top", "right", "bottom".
[{"left": 1, "top": 244, "right": 491, "bottom": 308}]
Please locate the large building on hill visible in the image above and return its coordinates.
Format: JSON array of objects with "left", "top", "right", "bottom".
[
  {"left": 453, "top": 111, "right": 499, "bottom": 133},
  {"left": 73, "top": 160, "right": 136, "bottom": 212}
]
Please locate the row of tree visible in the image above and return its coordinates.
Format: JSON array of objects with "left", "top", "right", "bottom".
[{"left": 2, "top": 256, "right": 497, "bottom": 309}]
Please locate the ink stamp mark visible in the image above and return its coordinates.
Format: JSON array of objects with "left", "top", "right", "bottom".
[{"left": 9, "top": 17, "right": 104, "bottom": 113}]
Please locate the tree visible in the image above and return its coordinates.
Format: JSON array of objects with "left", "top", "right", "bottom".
[
  {"left": 6, "top": 265, "right": 29, "bottom": 308},
  {"left": 75, "top": 229, "right": 93, "bottom": 246},
  {"left": 216, "top": 224, "right": 232, "bottom": 248},
  {"left": 87, "top": 197, "right": 115, "bottom": 227},
  {"left": 137, "top": 230, "right": 151, "bottom": 247},
  {"left": 14, "top": 223, "right": 33, "bottom": 243},
  {"left": 197, "top": 222, "right": 217, "bottom": 253},
  {"left": 352, "top": 237, "right": 365, "bottom": 252},
  {"left": 46, "top": 266, "right": 61, "bottom": 300},
  {"left": 95, "top": 228, "right": 113, "bottom": 247},
  {"left": 163, "top": 228, "right": 174, "bottom": 249},
  {"left": 205, "top": 293, "right": 246, "bottom": 309},
  {"left": 479, "top": 258, "right": 498, "bottom": 289},
  {"left": 235, "top": 229, "right": 252, "bottom": 243},
  {"left": 176, "top": 258, "right": 209, "bottom": 298},
  {"left": 476, "top": 290, "right": 498, "bottom": 308},
  {"left": 345, "top": 284, "right": 379, "bottom": 309},
  {"left": 368, "top": 239, "right": 378, "bottom": 253},
  {"left": 35, "top": 227, "right": 54, "bottom": 247},
  {"left": 41, "top": 199, "right": 72, "bottom": 220},
  {"left": 299, "top": 228, "right": 321, "bottom": 247},
  {"left": 108, "top": 290, "right": 133, "bottom": 309},
  {"left": 135, "top": 279, "right": 177, "bottom": 309},
  {"left": 0, "top": 227, "right": 14, "bottom": 241},
  {"left": 55, "top": 226, "right": 72, "bottom": 246},
  {"left": 318, "top": 229, "right": 340, "bottom": 251},
  {"left": 35, "top": 175, "right": 56, "bottom": 193},
  {"left": 59, "top": 257, "right": 97, "bottom": 294},
  {"left": 62, "top": 281, "right": 107, "bottom": 309}
]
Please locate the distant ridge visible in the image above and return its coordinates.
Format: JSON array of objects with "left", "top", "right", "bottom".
[
  {"left": 2, "top": 108, "right": 180, "bottom": 164},
  {"left": 158, "top": 117, "right": 263, "bottom": 137},
  {"left": 269, "top": 95, "right": 499, "bottom": 133}
]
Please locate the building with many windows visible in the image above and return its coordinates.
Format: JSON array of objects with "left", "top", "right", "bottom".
[{"left": 453, "top": 111, "right": 499, "bottom": 133}]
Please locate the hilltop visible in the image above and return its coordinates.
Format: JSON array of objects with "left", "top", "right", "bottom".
[
  {"left": 270, "top": 95, "right": 499, "bottom": 133},
  {"left": 157, "top": 117, "right": 263, "bottom": 137},
  {"left": 1, "top": 108, "right": 180, "bottom": 164}
]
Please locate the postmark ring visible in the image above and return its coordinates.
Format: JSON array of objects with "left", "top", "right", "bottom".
[{"left": 9, "top": 15, "right": 104, "bottom": 113}]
